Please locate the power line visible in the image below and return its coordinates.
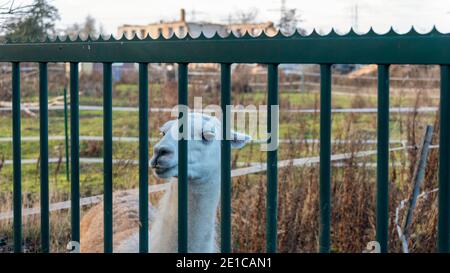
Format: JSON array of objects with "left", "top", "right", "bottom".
[{"left": 351, "top": 4, "right": 359, "bottom": 30}]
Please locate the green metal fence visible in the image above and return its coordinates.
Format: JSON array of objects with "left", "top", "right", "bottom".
[{"left": 2, "top": 29, "right": 450, "bottom": 253}]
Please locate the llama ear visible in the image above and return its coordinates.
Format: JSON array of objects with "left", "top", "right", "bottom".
[{"left": 230, "top": 131, "right": 252, "bottom": 149}]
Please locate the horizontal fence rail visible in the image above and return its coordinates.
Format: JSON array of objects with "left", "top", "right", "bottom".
[
  {"left": 1, "top": 30, "right": 450, "bottom": 253},
  {"left": 1, "top": 30, "right": 450, "bottom": 63}
]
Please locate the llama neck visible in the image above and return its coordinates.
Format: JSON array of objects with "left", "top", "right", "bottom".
[
  {"left": 149, "top": 176, "right": 220, "bottom": 253},
  {"left": 187, "top": 177, "right": 220, "bottom": 252}
]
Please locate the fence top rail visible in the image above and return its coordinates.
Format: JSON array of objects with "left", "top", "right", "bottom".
[{"left": 0, "top": 28, "right": 449, "bottom": 64}]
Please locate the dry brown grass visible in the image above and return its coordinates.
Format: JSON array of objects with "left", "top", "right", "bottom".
[{"left": 229, "top": 88, "right": 440, "bottom": 253}]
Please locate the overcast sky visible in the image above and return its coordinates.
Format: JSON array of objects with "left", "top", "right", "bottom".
[{"left": 49, "top": 0, "right": 450, "bottom": 35}]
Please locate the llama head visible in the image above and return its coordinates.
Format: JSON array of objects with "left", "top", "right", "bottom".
[{"left": 150, "top": 112, "right": 251, "bottom": 182}]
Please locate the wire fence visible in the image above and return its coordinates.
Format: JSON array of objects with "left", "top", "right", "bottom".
[{"left": 0, "top": 145, "right": 414, "bottom": 221}]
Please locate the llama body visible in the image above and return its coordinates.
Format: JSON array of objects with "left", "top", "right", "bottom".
[
  {"left": 115, "top": 178, "right": 219, "bottom": 253},
  {"left": 80, "top": 113, "right": 250, "bottom": 253}
]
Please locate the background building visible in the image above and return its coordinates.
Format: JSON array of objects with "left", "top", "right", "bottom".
[
  {"left": 117, "top": 9, "right": 277, "bottom": 38},
  {"left": 118, "top": 9, "right": 227, "bottom": 38}
]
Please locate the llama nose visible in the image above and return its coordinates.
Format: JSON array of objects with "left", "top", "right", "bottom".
[{"left": 152, "top": 145, "right": 173, "bottom": 167}]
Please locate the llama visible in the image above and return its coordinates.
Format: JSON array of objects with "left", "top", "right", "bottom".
[{"left": 80, "top": 112, "right": 251, "bottom": 252}]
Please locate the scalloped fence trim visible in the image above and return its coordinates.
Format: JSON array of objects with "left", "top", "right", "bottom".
[{"left": 4, "top": 26, "right": 450, "bottom": 44}]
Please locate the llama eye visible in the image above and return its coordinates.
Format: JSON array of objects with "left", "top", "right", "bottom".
[
  {"left": 201, "top": 132, "right": 208, "bottom": 142},
  {"left": 202, "top": 131, "right": 214, "bottom": 142}
]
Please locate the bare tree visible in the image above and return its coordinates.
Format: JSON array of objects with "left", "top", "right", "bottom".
[
  {"left": 0, "top": 0, "right": 35, "bottom": 27},
  {"left": 278, "top": 8, "right": 305, "bottom": 35},
  {"left": 234, "top": 8, "right": 259, "bottom": 23},
  {"left": 269, "top": 1, "right": 306, "bottom": 35},
  {"left": 64, "top": 15, "right": 102, "bottom": 39},
  {"left": 2, "top": 0, "right": 60, "bottom": 42},
  {"left": 0, "top": 0, "right": 34, "bottom": 16}
]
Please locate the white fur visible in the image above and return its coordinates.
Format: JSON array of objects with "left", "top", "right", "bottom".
[{"left": 116, "top": 113, "right": 251, "bottom": 253}]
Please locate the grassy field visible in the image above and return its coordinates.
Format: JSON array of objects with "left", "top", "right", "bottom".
[{"left": 0, "top": 80, "right": 441, "bottom": 252}]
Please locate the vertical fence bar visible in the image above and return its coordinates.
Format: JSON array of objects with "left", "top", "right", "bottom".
[
  {"left": 139, "top": 63, "right": 149, "bottom": 253},
  {"left": 103, "top": 62, "right": 113, "bottom": 253},
  {"left": 178, "top": 63, "right": 188, "bottom": 253},
  {"left": 220, "top": 63, "right": 232, "bottom": 253},
  {"left": 319, "top": 64, "right": 332, "bottom": 253},
  {"left": 377, "top": 64, "right": 390, "bottom": 253},
  {"left": 12, "top": 62, "right": 22, "bottom": 253},
  {"left": 39, "top": 62, "right": 49, "bottom": 253},
  {"left": 70, "top": 62, "right": 80, "bottom": 244},
  {"left": 267, "top": 64, "right": 279, "bottom": 253},
  {"left": 64, "top": 87, "right": 70, "bottom": 182},
  {"left": 439, "top": 65, "right": 450, "bottom": 253}
]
